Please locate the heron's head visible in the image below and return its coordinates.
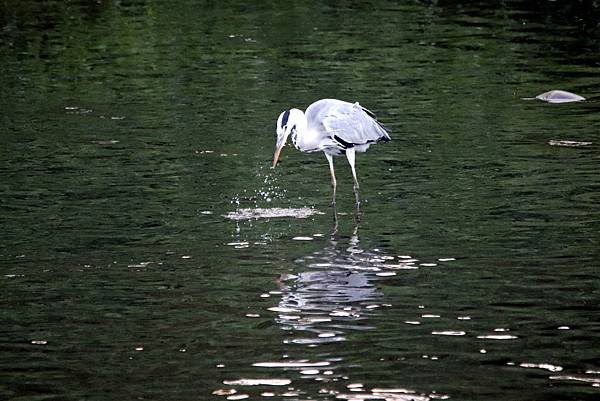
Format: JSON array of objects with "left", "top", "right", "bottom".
[{"left": 273, "top": 108, "right": 302, "bottom": 167}]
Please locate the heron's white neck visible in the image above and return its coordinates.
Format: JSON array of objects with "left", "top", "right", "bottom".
[{"left": 291, "top": 112, "right": 320, "bottom": 151}]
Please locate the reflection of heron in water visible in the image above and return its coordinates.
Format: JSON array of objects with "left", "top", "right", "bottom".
[
  {"left": 234, "top": 215, "right": 447, "bottom": 401},
  {"left": 274, "top": 215, "right": 399, "bottom": 345}
]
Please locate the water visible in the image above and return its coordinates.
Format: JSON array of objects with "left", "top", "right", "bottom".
[{"left": 1, "top": 1, "right": 599, "bottom": 400}]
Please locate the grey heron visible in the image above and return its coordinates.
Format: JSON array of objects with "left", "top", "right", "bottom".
[{"left": 272, "top": 98, "right": 391, "bottom": 207}]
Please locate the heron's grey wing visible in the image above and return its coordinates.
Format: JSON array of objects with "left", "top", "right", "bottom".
[{"left": 321, "top": 102, "right": 391, "bottom": 147}]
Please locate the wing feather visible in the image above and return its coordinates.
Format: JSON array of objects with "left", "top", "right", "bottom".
[
  {"left": 304, "top": 99, "right": 391, "bottom": 154},
  {"left": 321, "top": 101, "right": 391, "bottom": 146}
]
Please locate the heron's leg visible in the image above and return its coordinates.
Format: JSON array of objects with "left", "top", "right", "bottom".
[
  {"left": 325, "top": 153, "right": 337, "bottom": 205},
  {"left": 346, "top": 148, "right": 361, "bottom": 210},
  {"left": 331, "top": 204, "right": 339, "bottom": 238}
]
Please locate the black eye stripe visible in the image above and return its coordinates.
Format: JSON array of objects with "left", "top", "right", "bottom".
[{"left": 281, "top": 110, "right": 290, "bottom": 128}]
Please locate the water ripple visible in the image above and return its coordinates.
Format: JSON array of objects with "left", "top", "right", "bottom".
[
  {"left": 222, "top": 379, "right": 292, "bottom": 386},
  {"left": 253, "top": 361, "right": 331, "bottom": 368}
]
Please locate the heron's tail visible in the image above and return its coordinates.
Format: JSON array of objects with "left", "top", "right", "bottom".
[
  {"left": 376, "top": 121, "right": 392, "bottom": 142},
  {"left": 378, "top": 121, "right": 392, "bottom": 135},
  {"left": 360, "top": 104, "right": 391, "bottom": 140}
]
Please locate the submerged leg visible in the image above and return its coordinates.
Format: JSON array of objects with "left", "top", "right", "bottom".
[
  {"left": 325, "top": 153, "right": 337, "bottom": 206},
  {"left": 346, "top": 148, "right": 361, "bottom": 211},
  {"left": 331, "top": 203, "right": 339, "bottom": 238}
]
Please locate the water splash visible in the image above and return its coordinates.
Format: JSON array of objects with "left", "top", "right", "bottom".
[
  {"left": 224, "top": 207, "right": 324, "bottom": 221},
  {"left": 230, "top": 165, "right": 288, "bottom": 209}
]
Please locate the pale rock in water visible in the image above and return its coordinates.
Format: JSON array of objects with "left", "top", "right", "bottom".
[{"left": 534, "top": 90, "right": 585, "bottom": 103}]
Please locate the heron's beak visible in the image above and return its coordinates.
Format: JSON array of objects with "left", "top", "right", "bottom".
[{"left": 272, "top": 145, "right": 283, "bottom": 168}]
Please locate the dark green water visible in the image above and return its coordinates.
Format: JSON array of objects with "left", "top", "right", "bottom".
[{"left": 1, "top": 1, "right": 599, "bottom": 400}]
